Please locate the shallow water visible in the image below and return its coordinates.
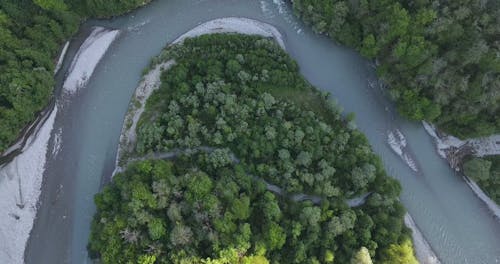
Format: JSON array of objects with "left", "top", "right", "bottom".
[{"left": 26, "top": 1, "right": 500, "bottom": 263}]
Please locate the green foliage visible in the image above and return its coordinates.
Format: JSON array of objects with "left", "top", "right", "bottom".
[
  {"left": 464, "top": 158, "right": 492, "bottom": 181},
  {"left": 463, "top": 155, "right": 500, "bottom": 204},
  {"left": 72, "top": 0, "right": 152, "bottom": 18},
  {"left": 0, "top": 0, "right": 79, "bottom": 152},
  {"left": 380, "top": 239, "right": 418, "bottom": 264},
  {"left": 292, "top": 0, "right": 500, "bottom": 138},
  {"left": 324, "top": 250, "right": 335, "bottom": 263},
  {"left": 351, "top": 247, "right": 373, "bottom": 264},
  {"left": 137, "top": 34, "right": 397, "bottom": 201},
  {"left": 34, "top": 0, "right": 67, "bottom": 11},
  {"left": 138, "top": 255, "right": 157, "bottom": 264},
  {"left": 0, "top": 0, "right": 154, "bottom": 153},
  {"left": 90, "top": 34, "right": 413, "bottom": 263},
  {"left": 89, "top": 156, "right": 282, "bottom": 263}
]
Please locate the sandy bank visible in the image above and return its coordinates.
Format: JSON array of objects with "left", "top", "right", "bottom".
[
  {"left": 63, "top": 27, "right": 120, "bottom": 95},
  {"left": 0, "top": 105, "right": 58, "bottom": 264},
  {"left": 172, "top": 17, "right": 285, "bottom": 49},
  {"left": 54, "top": 41, "right": 70, "bottom": 75},
  {"left": 404, "top": 213, "right": 441, "bottom": 264},
  {"left": 423, "top": 122, "right": 500, "bottom": 214},
  {"left": 463, "top": 176, "right": 500, "bottom": 220},
  {"left": 114, "top": 60, "right": 175, "bottom": 175}
]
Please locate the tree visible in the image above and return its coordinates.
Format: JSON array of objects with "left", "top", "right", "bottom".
[
  {"left": 296, "top": 151, "right": 313, "bottom": 167},
  {"left": 300, "top": 206, "right": 322, "bottom": 226},
  {"left": 231, "top": 195, "right": 250, "bottom": 220},
  {"left": 170, "top": 224, "right": 193, "bottom": 246},
  {"left": 464, "top": 158, "right": 492, "bottom": 181},
  {"left": 148, "top": 218, "right": 166, "bottom": 240},
  {"left": 351, "top": 247, "right": 373, "bottom": 264},
  {"left": 34, "top": 0, "right": 67, "bottom": 11},
  {"left": 380, "top": 240, "right": 418, "bottom": 264},
  {"left": 243, "top": 255, "right": 269, "bottom": 264},
  {"left": 325, "top": 250, "right": 335, "bottom": 263},
  {"left": 361, "top": 34, "right": 378, "bottom": 58},
  {"left": 265, "top": 222, "right": 286, "bottom": 250},
  {"left": 91, "top": 34, "right": 413, "bottom": 263},
  {"left": 138, "top": 255, "right": 156, "bottom": 264}
]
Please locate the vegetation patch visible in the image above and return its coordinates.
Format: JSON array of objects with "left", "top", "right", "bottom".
[
  {"left": 0, "top": 0, "right": 153, "bottom": 153},
  {"left": 463, "top": 155, "right": 500, "bottom": 204},
  {"left": 90, "top": 34, "right": 417, "bottom": 263},
  {"left": 292, "top": 0, "right": 500, "bottom": 138}
]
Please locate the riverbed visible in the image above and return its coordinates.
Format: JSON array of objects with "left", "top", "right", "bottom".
[{"left": 24, "top": 1, "right": 500, "bottom": 263}]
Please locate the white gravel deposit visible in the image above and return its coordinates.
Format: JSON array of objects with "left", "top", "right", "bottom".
[
  {"left": 423, "top": 121, "right": 500, "bottom": 158},
  {"left": 115, "top": 60, "right": 175, "bottom": 175},
  {"left": 63, "top": 27, "right": 120, "bottom": 94},
  {"left": 172, "top": 17, "right": 285, "bottom": 49},
  {"left": 54, "top": 41, "right": 69, "bottom": 75},
  {"left": 0, "top": 105, "right": 58, "bottom": 264}
]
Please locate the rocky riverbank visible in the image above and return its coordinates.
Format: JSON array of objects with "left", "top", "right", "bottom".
[
  {"left": 423, "top": 121, "right": 500, "bottom": 171},
  {"left": 423, "top": 121, "right": 500, "bottom": 218}
]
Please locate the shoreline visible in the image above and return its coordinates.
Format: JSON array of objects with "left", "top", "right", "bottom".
[
  {"left": 0, "top": 37, "right": 71, "bottom": 166},
  {"left": 0, "top": 27, "right": 119, "bottom": 164},
  {"left": 463, "top": 176, "right": 500, "bottom": 220},
  {"left": 0, "top": 105, "right": 58, "bottom": 264},
  {"left": 63, "top": 27, "right": 120, "bottom": 95},
  {"left": 423, "top": 121, "right": 500, "bottom": 215},
  {"left": 404, "top": 213, "right": 441, "bottom": 264},
  {"left": 54, "top": 41, "right": 70, "bottom": 75},
  {"left": 0, "top": 100, "right": 56, "bottom": 166},
  {"left": 114, "top": 60, "right": 175, "bottom": 174},
  {"left": 172, "top": 17, "right": 286, "bottom": 49},
  {"left": 423, "top": 121, "right": 500, "bottom": 170},
  {"left": 0, "top": 26, "right": 122, "bottom": 264}
]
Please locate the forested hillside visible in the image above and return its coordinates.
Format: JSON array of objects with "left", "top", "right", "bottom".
[
  {"left": 292, "top": 0, "right": 500, "bottom": 138},
  {"left": 0, "top": 0, "right": 150, "bottom": 152},
  {"left": 89, "top": 34, "right": 418, "bottom": 264}
]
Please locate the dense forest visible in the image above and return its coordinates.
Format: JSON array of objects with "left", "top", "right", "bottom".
[
  {"left": 89, "top": 34, "right": 418, "bottom": 263},
  {"left": 463, "top": 156, "right": 500, "bottom": 204},
  {"left": 292, "top": 0, "right": 500, "bottom": 139},
  {"left": 0, "top": 0, "right": 150, "bottom": 152}
]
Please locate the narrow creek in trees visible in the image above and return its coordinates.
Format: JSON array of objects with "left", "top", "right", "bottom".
[
  {"left": 25, "top": 1, "right": 500, "bottom": 263},
  {"left": 120, "top": 147, "right": 371, "bottom": 207}
]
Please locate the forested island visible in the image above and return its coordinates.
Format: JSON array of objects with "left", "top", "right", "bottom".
[
  {"left": 0, "top": 0, "right": 150, "bottom": 152},
  {"left": 89, "top": 34, "right": 418, "bottom": 263}
]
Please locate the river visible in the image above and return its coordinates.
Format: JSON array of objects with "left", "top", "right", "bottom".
[{"left": 25, "top": 0, "right": 500, "bottom": 263}]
